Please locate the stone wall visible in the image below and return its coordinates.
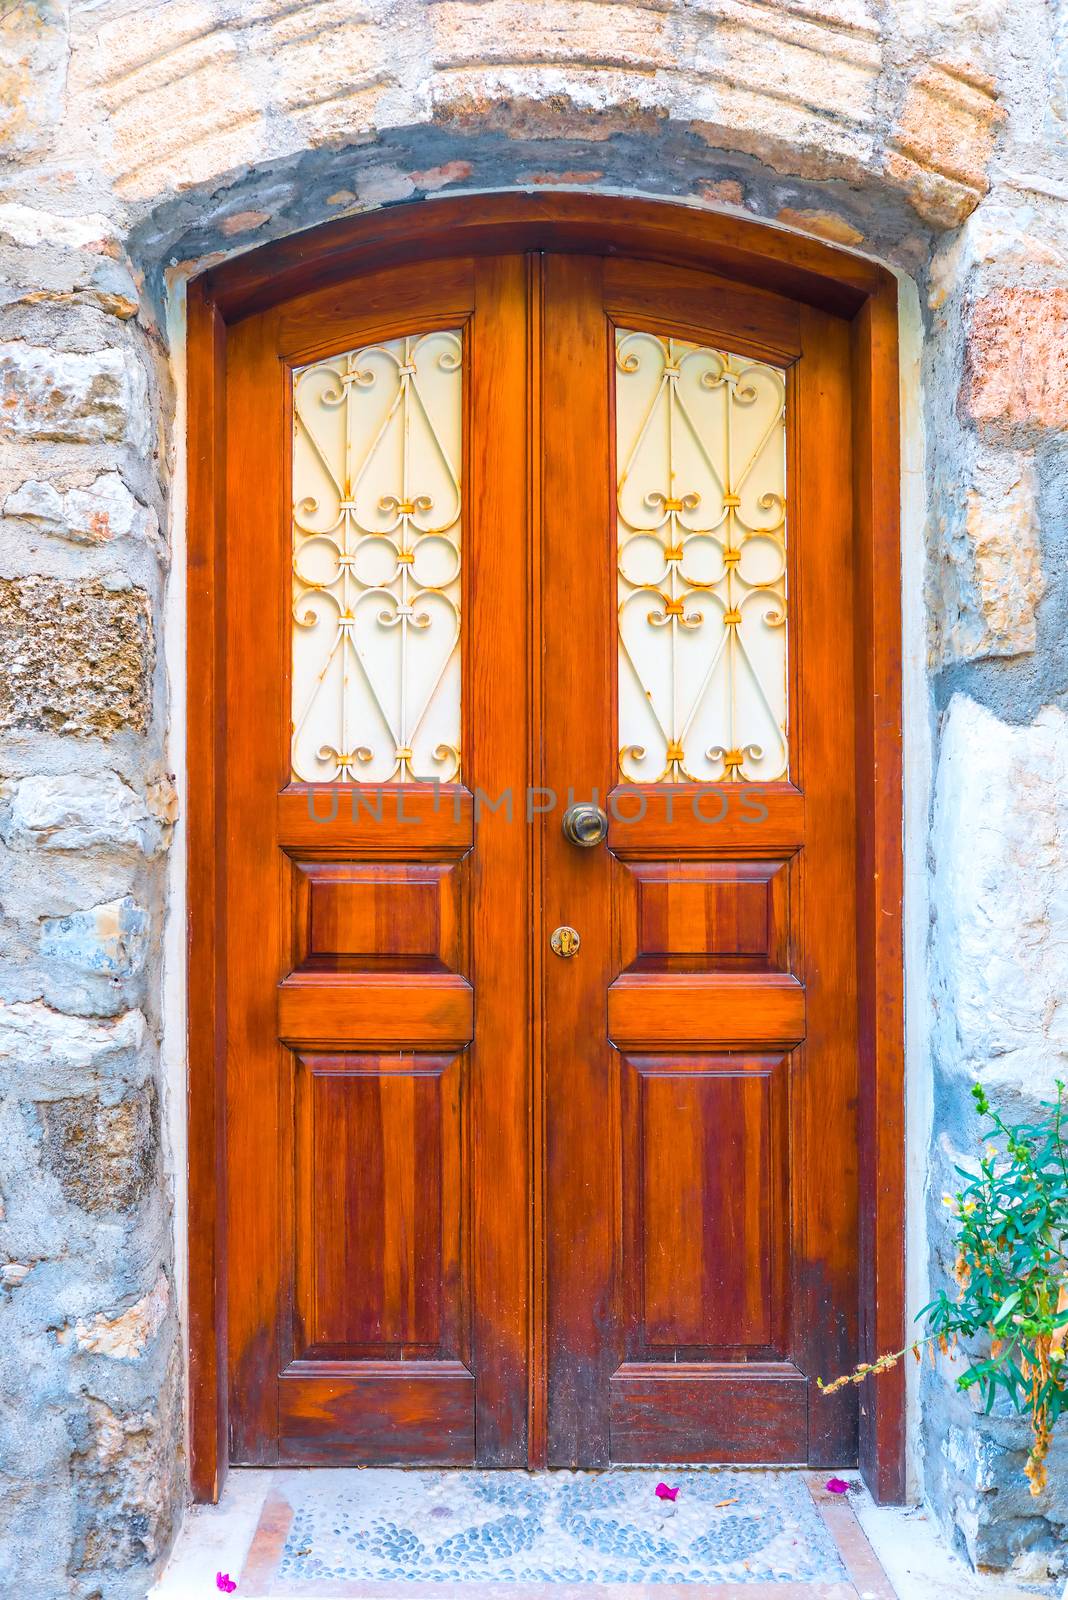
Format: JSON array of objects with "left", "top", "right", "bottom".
[{"left": 0, "top": 0, "right": 1066, "bottom": 1593}]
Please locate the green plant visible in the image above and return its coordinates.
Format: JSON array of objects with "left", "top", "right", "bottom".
[{"left": 820, "top": 1081, "right": 1068, "bottom": 1493}]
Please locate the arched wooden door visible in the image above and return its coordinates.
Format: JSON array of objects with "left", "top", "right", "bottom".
[{"left": 191, "top": 201, "right": 903, "bottom": 1489}]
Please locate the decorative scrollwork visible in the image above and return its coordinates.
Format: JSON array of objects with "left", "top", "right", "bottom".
[
  {"left": 290, "top": 329, "right": 463, "bottom": 784},
  {"left": 615, "top": 329, "right": 789, "bottom": 784}
]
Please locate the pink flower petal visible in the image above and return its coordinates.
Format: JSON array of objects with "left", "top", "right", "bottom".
[
  {"left": 654, "top": 1482, "right": 679, "bottom": 1501},
  {"left": 825, "top": 1477, "right": 850, "bottom": 1495},
  {"left": 216, "top": 1575, "right": 237, "bottom": 1594}
]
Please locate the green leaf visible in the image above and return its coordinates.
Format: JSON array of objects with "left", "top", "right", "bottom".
[{"left": 992, "top": 1291, "right": 1023, "bottom": 1326}]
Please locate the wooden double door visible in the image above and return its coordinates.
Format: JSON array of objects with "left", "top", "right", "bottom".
[{"left": 224, "top": 248, "right": 859, "bottom": 1468}]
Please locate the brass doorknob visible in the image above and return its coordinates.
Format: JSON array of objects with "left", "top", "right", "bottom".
[{"left": 561, "top": 803, "right": 608, "bottom": 848}]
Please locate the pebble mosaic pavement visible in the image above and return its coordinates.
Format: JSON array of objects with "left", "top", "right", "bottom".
[{"left": 233, "top": 1467, "right": 898, "bottom": 1595}]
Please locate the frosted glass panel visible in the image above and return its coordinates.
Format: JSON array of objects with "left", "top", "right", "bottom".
[
  {"left": 291, "top": 330, "right": 462, "bottom": 784},
  {"left": 616, "top": 329, "right": 788, "bottom": 784}
]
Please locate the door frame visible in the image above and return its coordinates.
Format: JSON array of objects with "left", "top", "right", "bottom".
[{"left": 185, "top": 191, "right": 904, "bottom": 1504}]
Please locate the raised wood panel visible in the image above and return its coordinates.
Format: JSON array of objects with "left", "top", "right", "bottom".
[
  {"left": 608, "top": 973, "right": 805, "bottom": 1047},
  {"left": 279, "top": 1361, "right": 475, "bottom": 1463},
  {"left": 608, "top": 783, "right": 804, "bottom": 855},
  {"left": 621, "top": 1054, "right": 786, "bottom": 1353},
  {"left": 291, "top": 861, "right": 462, "bottom": 974},
  {"left": 277, "top": 972, "right": 473, "bottom": 1048},
  {"left": 278, "top": 784, "right": 474, "bottom": 854},
  {"left": 294, "top": 1054, "right": 462, "bottom": 1356},
  {"left": 610, "top": 1361, "right": 807, "bottom": 1464},
  {"left": 619, "top": 860, "right": 790, "bottom": 973},
  {"left": 275, "top": 255, "right": 475, "bottom": 364},
  {"left": 603, "top": 255, "right": 802, "bottom": 362}
]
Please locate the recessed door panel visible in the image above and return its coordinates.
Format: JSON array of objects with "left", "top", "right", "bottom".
[
  {"left": 621, "top": 1053, "right": 786, "bottom": 1353},
  {"left": 293, "top": 1053, "right": 462, "bottom": 1355},
  {"left": 618, "top": 858, "right": 791, "bottom": 973},
  {"left": 291, "top": 861, "right": 463, "bottom": 974}
]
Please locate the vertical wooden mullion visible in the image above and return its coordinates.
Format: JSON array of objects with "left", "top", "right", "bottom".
[
  {"left": 186, "top": 279, "right": 228, "bottom": 1501},
  {"left": 541, "top": 254, "right": 617, "bottom": 1466},
  {"left": 224, "top": 310, "right": 286, "bottom": 1463},
  {"left": 528, "top": 252, "right": 549, "bottom": 1467},
  {"left": 794, "top": 304, "right": 859, "bottom": 1465},
  {"left": 468, "top": 254, "right": 531, "bottom": 1463},
  {"left": 853, "top": 282, "right": 906, "bottom": 1502}
]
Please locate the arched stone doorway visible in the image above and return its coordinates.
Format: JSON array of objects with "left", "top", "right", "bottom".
[{"left": 185, "top": 191, "right": 905, "bottom": 1500}]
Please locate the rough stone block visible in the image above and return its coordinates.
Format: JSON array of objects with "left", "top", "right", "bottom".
[
  {"left": 0, "top": 577, "right": 152, "bottom": 738},
  {"left": 0, "top": 773, "right": 166, "bottom": 855},
  {"left": 40, "top": 896, "right": 149, "bottom": 979},
  {"left": 923, "top": 1366, "right": 1068, "bottom": 1577},
  {"left": 1, "top": 245, "right": 141, "bottom": 321},
  {"left": 430, "top": 1, "right": 676, "bottom": 70},
  {"left": 690, "top": 1, "right": 881, "bottom": 184},
  {"left": 887, "top": 63, "right": 1002, "bottom": 225},
  {"left": 930, "top": 695, "right": 1068, "bottom": 1105},
  {"left": 961, "top": 287, "right": 1068, "bottom": 439},
  {"left": 0, "top": 1000, "right": 145, "bottom": 1097},
  {"left": 38, "top": 1082, "right": 156, "bottom": 1215},
  {"left": 74, "top": 1270, "right": 168, "bottom": 1360},
  {"left": 70, "top": 1347, "right": 180, "bottom": 1570},
  {"left": 0, "top": 204, "right": 114, "bottom": 253},
  {"left": 4, "top": 471, "right": 157, "bottom": 546},
  {"left": 0, "top": 0, "right": 69, "bottom": 164},
  {"left": 265, "top": 11, "right": 390, "bottom": 147},
  {"left": 69, "top": 12, "right": 266, "bottom": 198},
  {"left": 0, "top": 342, "right": 148, "bottom": 447},
  {"left": 929, "top": 464, "right": 1043, "bottom": 664}
]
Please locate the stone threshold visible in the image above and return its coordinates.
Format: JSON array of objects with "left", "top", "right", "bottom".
[
  {"left": 160, "top": 1468, "right": 897, "bottom": 1600},
  {"left": 155, "top": 1465, "right": 1066, "bottom": 1600}
]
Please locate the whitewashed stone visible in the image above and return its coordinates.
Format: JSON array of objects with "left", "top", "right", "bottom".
[
  {"left": 74, "top": 1271, "right": 168, "bottom": 1360},
  {"left": 0, "top": 343, "right": 149, "bottom": 449},
  {"left": 0, "top": 1001, "right": 145, "bottom": 1097},
  {"left": 40, "top": 896, "right": 149, "bottom": 978},
  {"left": 930, "top": 695, "right": 1068, "bottom": 1104},
  {"left": 0, "top": 205, "right": 114, "bottom": 252},
  {"left": 4, "top": 472, "right": 156, "bottom": 546},
  {"left": 0, "top": 0, "right": 69, "bottom": 163},
  {"left": 0, "top": 774, "right": 167, "bottom": 855},
  {"left": 3, "top": 479, "right": 62, "bottom": 522}
]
